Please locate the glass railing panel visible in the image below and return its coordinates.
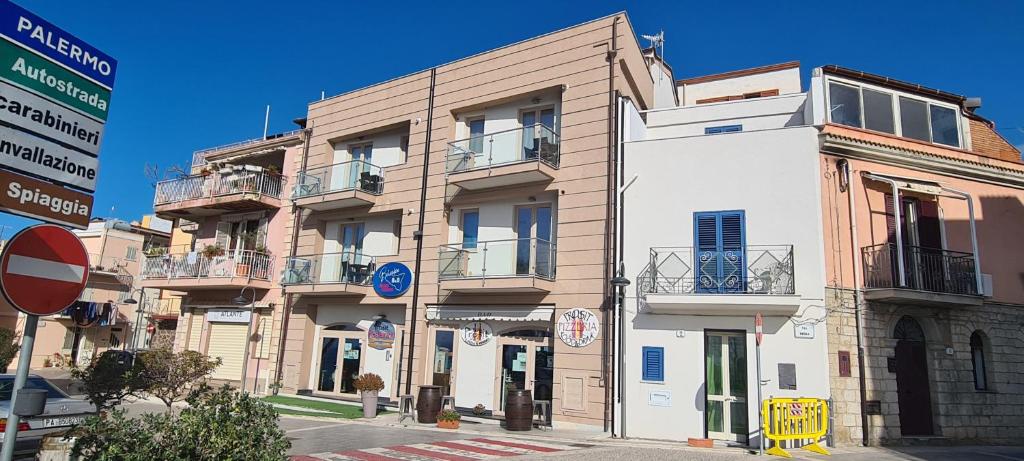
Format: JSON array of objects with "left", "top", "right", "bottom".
[
  {"left": 446, "top": 124, "right": 560, "bottom": 173},
  {"left": 293, "top": 160, "right": 384, "bottom": 199}
]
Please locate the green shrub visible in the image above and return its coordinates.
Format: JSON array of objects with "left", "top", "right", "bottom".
[
  {"left": 0, "top": 328, "right": 19, "bottom": 373},
  {"left": 72, "top": 386, "right": 290, "bottom": 460}
]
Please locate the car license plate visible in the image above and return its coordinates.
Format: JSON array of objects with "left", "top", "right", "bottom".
[{"left": 43, "top": 416, "right": 85, "bottom": 428}]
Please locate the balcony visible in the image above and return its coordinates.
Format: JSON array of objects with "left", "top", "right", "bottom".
[
  {"left": 146, "top": 298, "right": 182, "bottom": 320},
  {"left": 139, "top": 249, "right": 275, "bottom": 290},
  {"left": 861, "top": 244, "right": 982, "bottom": 307},
  {"left": 292, "top": 161, "right": 383, "bottom": 211},
  {"left": 438, "top": 238, "right": 555, "bottom": 293},
  {"left": 153, "top": 169, "right": 284, "bottom": 218},
  {"left": 446, "top": 124, "right": 559, "bottom": 191},
  {"left": 639, "top": 245, "right": 800, "bottom": 315},
  {"left": 281, "top": 252, "right": 377, "bottom": 296},
  {"left": 88, "top": 253, "right": 133, "bottom": 286}
]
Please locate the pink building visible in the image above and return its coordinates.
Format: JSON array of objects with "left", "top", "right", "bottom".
[{"left": 812, "top": 65, "right": 1024, "bottom": 445}]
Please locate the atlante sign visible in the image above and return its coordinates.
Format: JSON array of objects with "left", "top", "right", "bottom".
[{"left": 0, "top": 168, "right": 92, "bottom": 229}]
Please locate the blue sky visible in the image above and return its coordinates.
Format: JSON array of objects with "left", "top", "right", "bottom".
[{"left": 2, "top": 0, "right": 1022, "bottom": 237}]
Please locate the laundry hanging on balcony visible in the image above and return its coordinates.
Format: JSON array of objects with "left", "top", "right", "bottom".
[{"left": 63, "top": 301, "right": 117, "bottom": 327}]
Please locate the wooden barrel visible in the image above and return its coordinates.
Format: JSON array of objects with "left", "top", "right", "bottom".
[
  {"left": 504, "top": 389, "right": 533, "bottom": 431},
  {"left": 416, "top": 385, "right": 442, "bottom": 423}
]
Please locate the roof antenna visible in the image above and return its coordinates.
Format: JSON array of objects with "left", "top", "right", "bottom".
[
  {"left": 641, "top": 30, "right": 665, "bottom": 82},
  {"left": 263, "top": 105, "right": 270, "bottom": 139},
  {"left": 321, "top": 91, "right": 325, "bottom": 101}
]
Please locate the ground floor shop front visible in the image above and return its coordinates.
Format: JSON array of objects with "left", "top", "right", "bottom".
[{"left": 621, "top": 306, "right": 831, "bottom": 446}]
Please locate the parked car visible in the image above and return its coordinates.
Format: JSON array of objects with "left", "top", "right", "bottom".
[{"left": 0, "top": 375, "right": 95, "bottom": 456}]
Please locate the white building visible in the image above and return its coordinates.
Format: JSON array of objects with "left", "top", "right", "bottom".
[{"left": 615, "top": 62, "right": 831, "bottom": 446}]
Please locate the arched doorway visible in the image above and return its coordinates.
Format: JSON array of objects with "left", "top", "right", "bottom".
[{"left": 893, "top": 316, "right": 933, "bottom": 435}]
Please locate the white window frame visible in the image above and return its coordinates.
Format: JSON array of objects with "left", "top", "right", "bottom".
[{"left": 824, "top": 75, "right": 963, "bottom": 148}]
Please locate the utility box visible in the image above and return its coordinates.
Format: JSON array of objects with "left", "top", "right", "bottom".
[{"left": 13, "top": 388, "right": 47, "bottom": 417}]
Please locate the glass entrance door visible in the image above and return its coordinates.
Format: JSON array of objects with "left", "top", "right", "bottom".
[
  {"left": 706, "top": 332, "right": 748, "bottom": 442},
  {"left": 431, "top": 330, "right": 455, "bottom": 396},
  {"left": 315, "top": 329, "right": 364, "bottom": 395},
  {"left": 498, "top": 344, "right": 528, "bottom": 411},
  {"left": 494, "top": 330, "right": 553, "bottom": 414},
  {"left": 515, "top": 205, "right": 553, "bottom": 277}
]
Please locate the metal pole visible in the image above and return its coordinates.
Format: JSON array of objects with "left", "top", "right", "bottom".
[
  {"left": 239, "top": 287, "right": 256, "bottom": 394},
  {"left": 756, "top": 334, "right": 764, "bottom": 456},
  {"left": 130, "top": 289, "right": 145, "bottom": 351},
  {"left": 1, "top": 315, "right": 38, "bottom": 461},
  {"left": 253, "top": 318, "right": 266, "bottom": 394}
]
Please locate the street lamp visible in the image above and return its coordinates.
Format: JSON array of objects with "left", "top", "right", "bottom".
[
  {"left": 123, "top": 288, "right": 148, "bottom": 352},
  {"left": 233, "top": 286, "right": 257, "bottom": 394}
]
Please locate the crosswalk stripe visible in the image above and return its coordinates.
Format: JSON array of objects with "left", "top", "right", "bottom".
[
  {"left": 469, "top": 439, "right": 561, "bottom": 453},
  {"left": 387, "top": 445, "right": 478, "bottom": 461},
  {"left": 333, "top": 450, "right": 404, "bottom": 461},
  {"left": 428, "top": 441, "right": 516, "bottom": 457}
]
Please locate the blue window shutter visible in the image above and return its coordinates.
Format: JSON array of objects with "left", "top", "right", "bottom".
[
  {"left": 642, "top": 346, "right": 664, "bottom": 381},
  {"left": 694, "top": 211, "right": 746, "bottom": 293},
  {"left": 704, "top": 124, "right": 742, "bottom": 135}
]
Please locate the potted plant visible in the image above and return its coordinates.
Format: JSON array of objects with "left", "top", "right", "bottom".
[
  {"left": 264, "top": 165, "right": 281, "bottom": 176},
  {"left": 472, "top": 404, "right": 486, "bottom": 416},
  {"left": 353, "top": 373, "right": 385, "bottom": 418},
  {"left": 436, "top": 409, "right": 461, "bottom": 429},
  {"left": 201, "top": 245, "right": 224, "bottom": 259}
]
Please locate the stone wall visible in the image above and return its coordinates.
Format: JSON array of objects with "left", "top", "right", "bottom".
[{"left": 825, "top": 287, "right": 1024, "bottom": 446}]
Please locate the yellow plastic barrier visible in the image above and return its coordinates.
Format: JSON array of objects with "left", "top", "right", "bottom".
[{"left": 761, "top": 397, "right": 830, "bottom": 458}]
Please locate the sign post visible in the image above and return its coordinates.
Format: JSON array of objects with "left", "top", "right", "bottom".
[
  {"left": 755, "top": 312, "right": 764, "bottom": 456},
  {"left": 0, "top": 224, "right": 89, "bottom": 461}
]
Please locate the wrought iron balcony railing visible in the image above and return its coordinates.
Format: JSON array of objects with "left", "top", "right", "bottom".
[
  {"left": 438, "top": 238, "right": 556, "bottom": 280},
  {"left": 281, "top": 252, "right": 378, "bottom": 285},
  {"left": 146, "top": 298, "right": 182, "bottom": 318},
  {"left": 862, "top": 243, "right": 977, "bottom": 295},
  {"left": 141, "top": 249, "right": 274, "bottom": 281},
  {"left": 153, "top": 170, "right": 284, "bottom": 206},
  {"left": 292, "top": 160, "right": 384, "bottom": 199},
  {"left": 641, "top": 245, "right": 795, "bottom": 295},
  {"left": 446, "top": 124, "right": 560, "bottom": 173}
]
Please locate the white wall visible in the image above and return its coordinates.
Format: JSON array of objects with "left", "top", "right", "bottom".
[
  {"left": 322, "top": 216, "right": 398, "bottom": 281},
  {"left": 619, "top": 125, "right": 830, "bottom": 443},
  {"left": 679, "top": 67, "right": 802, "bottom": 106},
  {"left": 447, "top": 192, "right": 557, "bottom": 276},
  {"left": 453, "top": 90, "right": 562, "bottom": 166},
  {"left": 453, "top": 338, "right": 497, "bottom": 410},
  {"left": 310, "top": 305, "right": 406, "bottom": 398},
  {"left": 649, "top": 59, "right": 678, "bottom": 109},
  {"left": 645, "top": 93, "right": 806, "bottom": 139}
]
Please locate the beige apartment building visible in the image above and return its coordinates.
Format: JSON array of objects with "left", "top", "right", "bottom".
[{"left": 264, "top": 13, "right": 656, "bottom": 430}]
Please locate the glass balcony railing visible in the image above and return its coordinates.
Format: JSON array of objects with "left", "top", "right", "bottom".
[
  {"left": 141, "top": 249, "right": 274, "bottom": 281},
  {"left": 438, "top": 238, "right": 556, "bottom": 280},
  {"left": 446, "top": 124, "right": 560, "bottom": 173},
  {"left": 281, "top": 252, "right": 378, "bottom": 285},
  {"left": 862, "top": 243, "right": 977, "bottom": 295},
  {"left": 154, "top": 170, "right": 284, "bottom": 205},
  {"left": 292, "top": 160, "right": 384, "bottom": 199},
  {"left": 641, "top": 245, "right": 795, "bottom": 295}
]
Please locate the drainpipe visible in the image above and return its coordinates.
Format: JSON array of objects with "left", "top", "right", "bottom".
[
  {"left": 274, "top": 126, "right": 313, "bottom": 393},
  {"left": 938, "top": 187, "right": 982, "bottom": 294},
  {"left": 839, "top": 160, "right": 870, "bottom": 446},
  {"left": 862, "top": 173, "right": 905, "bottom": 287},
  {"left": 405, "top": 67, "right": 437, "bottom": 394},
  {"left": 601, "top": 16, "right": 620, "bottom": 434}
]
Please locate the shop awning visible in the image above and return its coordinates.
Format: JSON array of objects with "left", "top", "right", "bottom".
[{"left": 425, "top": 306, "right": 554, "bottom": 322}]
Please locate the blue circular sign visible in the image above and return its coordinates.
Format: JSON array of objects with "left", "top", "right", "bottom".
[{"left": 373, "top": 262, "right": 412, "bottom": 298}]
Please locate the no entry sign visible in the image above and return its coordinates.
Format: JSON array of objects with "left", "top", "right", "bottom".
[{"left": 0, "top": 224, "right": 88, "bottom": 316}]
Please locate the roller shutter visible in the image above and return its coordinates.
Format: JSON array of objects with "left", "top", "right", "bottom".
[{"left": 207, "top": 322, "right": 247, "bottom": 381}]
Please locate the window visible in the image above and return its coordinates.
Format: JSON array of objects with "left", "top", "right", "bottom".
[
  {"left": 828, "top": 82, "right": 861, "bottom": 128},
  {"left": 125, "top": 246, "right": 138, "bottom": 262},
  {"left": 705, "top": 125, "right": 743, "bottom": 135},
  {"left": 642, "top": 346, "right": 664, "bottom": 382},
  {"left": 930, "top": 105, "right": 959, "bottom": 147},
  {"left": 461, "top": 210, "right": 479, "bottom": 249},
  {"left": 899, "top": 97, "right": 930, "bottom": 142},
  {"left": 827, "top": 77, "right": 961, "bottom": 148},
  {"left": 694, "top": 211, "right": 746, "bottom": 293},
  {"left": 468, "top": 118, "right": 485, "bottom": 153},
  {"left": 970, "top": 331, "right": 988, "bottom": 391},
  {"left": 863, "top": 89, "right": 895, "bottom": 134}
]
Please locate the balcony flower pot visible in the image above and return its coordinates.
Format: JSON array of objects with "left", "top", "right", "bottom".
[
  {"left": 436, "top": 409, "right": 461, "bottom": 429},
  {"left": 354, "top": 373, "right": 385, "bottom": 418},
  {"left": 235, "top": 263, "right": 250, "bottom": 277}
]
